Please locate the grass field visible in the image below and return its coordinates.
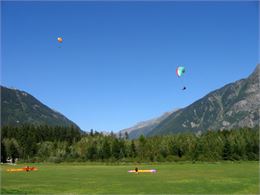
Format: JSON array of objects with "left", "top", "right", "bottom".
[{"left": 1, "top": 162, "right": 259, "bottom": 194}]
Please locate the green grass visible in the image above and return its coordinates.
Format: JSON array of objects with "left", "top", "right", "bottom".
[{"left": 1, "top": 162, "right": 259, "bottom": 194}]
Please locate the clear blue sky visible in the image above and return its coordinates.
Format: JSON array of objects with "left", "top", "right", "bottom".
[{"left": 2, "top": 1, "right": 259, "bottom": 132}]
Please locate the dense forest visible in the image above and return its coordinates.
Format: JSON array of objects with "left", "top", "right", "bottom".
[{"left": 1, "top": 125, "right": 259, "bottom": 163}]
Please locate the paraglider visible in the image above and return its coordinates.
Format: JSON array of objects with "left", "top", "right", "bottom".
[
  {"left": 128, "top": 169, "right": 157, "bottom": 173},
  {"left": 57, "top": 37, "right": 63, "bottom": 43},
  {"left": 57, "top": 37, "right": 63, "bottom": 48},
  {"left": 176, "top": 66, "right": 186, "bottom": 90},
  {"left": 6, "top": 166, "right": 38, "bottom": 172}
]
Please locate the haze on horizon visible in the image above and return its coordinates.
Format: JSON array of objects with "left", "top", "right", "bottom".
[{"left": 2, "top": 1, "right": 259, "bottom": 132}]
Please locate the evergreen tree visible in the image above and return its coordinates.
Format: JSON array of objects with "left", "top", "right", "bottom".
[
  {"left": 86, "top": 144, "right": 97, "bottom": 160},
  {"left": 130, "top": 140, "right": 137, "bottom": 158},
  {"left": 102, "top": 139, "right": 111, "bottom": 159},
  {"left": 90, "top": 129, "right": 94, "bottom": 137},
  {"left": 222, "top": 139, "right": 232, "bottom": 160},
  {"left": 1, "top": 141, "right": 7, "bottom": 163},
  {"left": 112, "top": 138, "right": 121, "bottom": 159},
  {"left": 9, "top": 139, "right": 20, "bottom": 163},
  {"left": 138, "top": 135, "right": 146, "bottom": 160},
  {"left": 124, "top": 132, "right": 129, "bottom": 140}
]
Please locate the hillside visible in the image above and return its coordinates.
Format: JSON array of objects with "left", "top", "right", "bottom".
[
  {"left": 1, "top": 86, "right": 79, "bottom": 128},
  {"left": 148, "top": 64, "right": 260, "bottom": 136},
  {"left": 119, "top": 110, "right": 175, "bottom": 139}
]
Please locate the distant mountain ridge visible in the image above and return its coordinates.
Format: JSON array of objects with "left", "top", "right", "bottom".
[
  {"left": 119, "top": 110, "right": 176, "bottom": 139},
  {"left": 148, "top": 64, "right": 260, "bottom": 136},
  {"left": 1, "top": 86, "right": 79, "bottom": 128}
]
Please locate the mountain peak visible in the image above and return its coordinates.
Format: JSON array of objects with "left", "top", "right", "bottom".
[{"left": 1, "top": 86, "right": 79, "bottom": 128}]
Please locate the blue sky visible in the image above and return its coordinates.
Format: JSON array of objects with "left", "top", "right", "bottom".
[{"left": 2, "top": 1, "right": 259, "bottom": 132}]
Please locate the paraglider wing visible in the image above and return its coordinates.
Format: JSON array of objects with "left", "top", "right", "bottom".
[
  {"left": 57, "top": 37, "right": 63, "bottom": 43},
  {"left": 176, "top": 66, "right": 185, "bottom": 77}
]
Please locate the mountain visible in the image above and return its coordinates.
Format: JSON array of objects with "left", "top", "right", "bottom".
[
  {"left": 1, "top": 86, "right": 79, "bottom": 128},
  {"left": 148, "top": 64, "right": 260, "bottom": 136},
  {"left": 119, "top": 110, "right": 176, "bottom": 139}
]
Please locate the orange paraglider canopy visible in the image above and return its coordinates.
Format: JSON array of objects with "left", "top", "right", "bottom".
[
  {"left": 6, "top": 166, "right": 38, "bottom": 172},
  {"left": 57, "top": 37, "right": 63, "bottom": 43}
]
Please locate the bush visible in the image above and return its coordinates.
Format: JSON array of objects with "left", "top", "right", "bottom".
[
  {"left": 155, "top": 154, "right": 165, "bottom": 162},
  {"left": 231, "top": 154, "right": 242, "bottom": 161},
  {"left": 48, "top": 156, "right": 62, "bottom": 163},
  {"left": 166, "top": 155, "right": 177, "bottom": 162}
]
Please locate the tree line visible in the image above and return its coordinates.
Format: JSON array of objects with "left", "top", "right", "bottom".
[{"left": 1, "top": 124, "right": 259, "bottom": 163}]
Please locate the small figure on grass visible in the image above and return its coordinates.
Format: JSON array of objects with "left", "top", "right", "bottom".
[{"left": 135, "top": 167, "right": 139, "bottom": 174}]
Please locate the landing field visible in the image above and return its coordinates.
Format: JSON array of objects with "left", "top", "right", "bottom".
[{"left": 1, "top": 162, "right": 259, "bottom": 194}]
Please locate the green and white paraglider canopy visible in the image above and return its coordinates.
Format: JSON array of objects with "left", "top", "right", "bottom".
[{"left": 176, "top": 66, "right": 185, "bottom": 77}]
